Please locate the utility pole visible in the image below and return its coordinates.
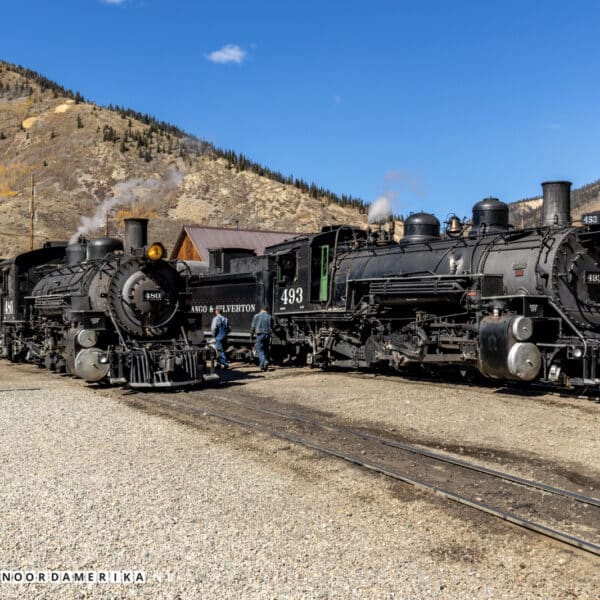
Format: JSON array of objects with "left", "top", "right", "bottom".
[
  {"left": 30, "top": 172, "right": 35, "bottom": 251},
  {"left": 104, "top": 207, "right": 109, "bottom": 236}
]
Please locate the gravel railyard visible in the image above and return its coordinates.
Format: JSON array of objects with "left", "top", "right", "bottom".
[{"left": 0, "top": 363, "right": 599, "bottom": 599}]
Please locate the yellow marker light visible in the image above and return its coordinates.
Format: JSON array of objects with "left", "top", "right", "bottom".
[{"left": 146, "top": 243, "right": 165, "bottom": 261}]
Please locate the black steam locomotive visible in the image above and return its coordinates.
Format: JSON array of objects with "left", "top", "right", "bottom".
[
  {"left": 0, "top": 218, "right": 216, "bottom": 388},
  {"left": 190, "top": 181, "right": 600, "bottom": 390}
]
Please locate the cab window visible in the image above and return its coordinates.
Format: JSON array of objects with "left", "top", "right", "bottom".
[{"left": 277, "top": 253, "right": 297, "bottom": 283}]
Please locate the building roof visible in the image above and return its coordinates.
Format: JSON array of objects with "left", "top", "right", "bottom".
[{"left": 170, "top": 225, "right": 299, "bottom": 260}]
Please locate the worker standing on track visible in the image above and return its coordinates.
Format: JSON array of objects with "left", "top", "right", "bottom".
[
  {"left": 211, "top": 308, "right": 230, "bottom": 369},
  {"left": 251, "top": 306, "right": 273, "bottom": 372}
]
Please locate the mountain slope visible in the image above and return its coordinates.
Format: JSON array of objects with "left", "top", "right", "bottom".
[{"left": 0, "top": 62, "right": 368, "bottom": 256}]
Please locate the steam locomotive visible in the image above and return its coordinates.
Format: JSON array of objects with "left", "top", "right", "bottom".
[
  {"left": 189, "top": 181, "right": 600, "bottom": 390},
  {"left": 0, "top": 218, "right": 217, "bottom": 388}
]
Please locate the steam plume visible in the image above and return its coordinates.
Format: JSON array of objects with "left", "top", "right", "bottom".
[
  {"left": 368, "top": 195, "right": 393, "bottom": 224},
  {"left": 70, "top": 169, "right": 182, "bottom": 243}
]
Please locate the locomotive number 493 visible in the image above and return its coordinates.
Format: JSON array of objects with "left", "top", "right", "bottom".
[{"left": 280, "top": 287, "right": 304, "bottom": 305}]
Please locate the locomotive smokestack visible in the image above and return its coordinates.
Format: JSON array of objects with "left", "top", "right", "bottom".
[
  {"left": 124, "top": 218, "right": 148, "bottom": 253},
  {"left": 541, "top": 181, "right": 571, "bottom": 228}
]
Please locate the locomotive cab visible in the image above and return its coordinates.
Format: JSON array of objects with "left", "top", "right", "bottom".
[
  {"left": 270, "top": 226, "right": 365, "bottom": 313},
  {"left": 0, "top": 245, "right": 67, "bottom": 361}
]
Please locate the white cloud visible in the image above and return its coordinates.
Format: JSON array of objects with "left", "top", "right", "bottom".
[
  {"left": 101, "top": 0, "right": 127, "bottom": 4},
  {"left": 333, "top": 95, "right": 342, "bottom": 105},
  {"left": 205, "top": 44, "right": 247, "bottom": 64},
  {"left": 546, "top": 123, "right": 561, "bottom": 130}
]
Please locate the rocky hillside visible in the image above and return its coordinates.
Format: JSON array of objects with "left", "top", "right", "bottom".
[
  {"left": 0, "top": 62, "right": 370, "bottom": 256},
  {"left": 3, "top": 62, "right": 596, "bottom": 259}
]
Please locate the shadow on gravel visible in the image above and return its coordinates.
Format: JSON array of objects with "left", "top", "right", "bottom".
[{"left": 216, "top": 368, "right": 264, "bottom": 386}]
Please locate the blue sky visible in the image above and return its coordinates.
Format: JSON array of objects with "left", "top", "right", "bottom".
[{"left": 1, "top": 0, "right": 600, "bottom": 219}]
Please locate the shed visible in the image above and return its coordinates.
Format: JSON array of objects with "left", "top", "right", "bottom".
[{"left": 170, "top": 225, "right": 298, "bottom": 261}]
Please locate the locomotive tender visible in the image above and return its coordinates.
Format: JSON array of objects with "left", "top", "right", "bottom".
[
  {"left": 190, "top": 180, "right": 600, "bottom": 390},
  {"left": 0, "top": 218, "right": 216, "bottom": 388}
]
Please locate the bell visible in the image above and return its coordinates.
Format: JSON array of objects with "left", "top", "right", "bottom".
[{"left": 447, "top": 215, "right": 463, "bottom": 236}]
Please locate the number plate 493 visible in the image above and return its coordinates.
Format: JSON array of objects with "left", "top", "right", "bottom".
[{"left": 280, "top": 287, "right": 304, "bottom": 305}]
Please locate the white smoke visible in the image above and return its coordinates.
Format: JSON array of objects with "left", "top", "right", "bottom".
[
  {"left": 70, "top": 169, "right": 183, "bottom": 243},
  {"left": 368, "top": 194, "right": 393, "bottom": 224}
]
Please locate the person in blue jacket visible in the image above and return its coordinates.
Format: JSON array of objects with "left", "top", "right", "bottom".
[
  {"left": 211, "top": 308, "right": 230, "bottom": 369},
  {"left": 251, "top": 306, "right": 273, "bottom": 371}
]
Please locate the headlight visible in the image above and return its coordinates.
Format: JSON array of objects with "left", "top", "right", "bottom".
[{"left": 146, "top": 243, "right": 165, "bottom": 261}]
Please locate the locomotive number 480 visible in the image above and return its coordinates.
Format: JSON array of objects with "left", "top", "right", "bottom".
[{"left": 281, "top": 287, "right": 304, "bottom": 305}]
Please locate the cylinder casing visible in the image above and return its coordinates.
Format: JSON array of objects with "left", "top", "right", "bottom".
[{"left": 478, "top": 315, "right": 540, "bottom": 381}]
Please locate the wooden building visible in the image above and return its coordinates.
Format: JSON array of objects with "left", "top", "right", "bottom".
[{"left": 170, "top": 225, "right": 298, "bottom": 261}]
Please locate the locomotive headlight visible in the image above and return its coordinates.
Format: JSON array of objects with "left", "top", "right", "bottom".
[
  {"left": 573, "top": 347, "right": 583, "bottom": 358},
  {"left": 146, "top": 242, "right": 165, "bottom": 261}
]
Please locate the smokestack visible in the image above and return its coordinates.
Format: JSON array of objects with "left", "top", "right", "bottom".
[
  {"left": 124, "top": 218, "right": 148, "bottom": 253},
  {"left": 541, "top": 181, "right": 571, "bottom": 228}
]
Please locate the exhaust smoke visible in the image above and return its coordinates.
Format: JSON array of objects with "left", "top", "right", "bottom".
[
  {"left": 368, "top": 195, "right": 393, "bottom": 224},
  {"left": 69, "top": 169, "right": 183, "bottom": 243}
]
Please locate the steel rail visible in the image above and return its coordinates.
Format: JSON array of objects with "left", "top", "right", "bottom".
[
  {"left": 208, "top": 393, "right": 600, "bottom": 508},
  {"left": 154, "top": 394, "right": 600, "bottom": 557}
]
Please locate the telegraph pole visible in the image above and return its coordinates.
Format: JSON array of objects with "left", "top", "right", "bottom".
[{"left": 30, "top": 172, "right": 35, "bottom": 250}]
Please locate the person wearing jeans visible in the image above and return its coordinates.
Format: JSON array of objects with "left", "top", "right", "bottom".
[
  {"left": 211, "top": 308, "right": 230, "bottom": 369},
  {"left": 251, "top": 307, "right": 273, "bottom": 371}
]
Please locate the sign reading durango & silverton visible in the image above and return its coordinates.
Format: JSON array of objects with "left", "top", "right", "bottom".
[{"left": 191, "top": 303, "right": 256, "bottom": 313}]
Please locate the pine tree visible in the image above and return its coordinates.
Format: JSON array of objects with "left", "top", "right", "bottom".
[{"left": 76, "top": 114, "right": 83, "bottom": 128}]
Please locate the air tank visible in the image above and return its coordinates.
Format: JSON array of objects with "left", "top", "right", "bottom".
[
  {"left": 541, "top": 181, "right": 571, "bottom": 228},
  {"left": 400, "top": 212, "right": 440, "bottom": 245},
  {"left": 471, "top": 197, "right": 509, "bottom": 235},
  {"left": 86, "top": 237, "right": 124, "bottom": 261}
]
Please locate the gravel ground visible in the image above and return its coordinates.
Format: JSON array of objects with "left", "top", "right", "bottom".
[
  {"left": 0, "top": 362, "right": 598, "bottom": 599},
  {"left": 226, "top": 367, "right": 600, "bottom": 486}
]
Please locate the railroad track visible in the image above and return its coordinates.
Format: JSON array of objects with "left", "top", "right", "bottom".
[{"left": 125, "top": 387, "right": 600, "bottom": 557}]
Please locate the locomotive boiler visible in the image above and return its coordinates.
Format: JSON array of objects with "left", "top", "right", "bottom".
[
  {"left": 0, "top": 218, "right": 216, "bottom": 388},
  {"left": 190, "top": 180, "right": 600, "bottom": 390}
]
